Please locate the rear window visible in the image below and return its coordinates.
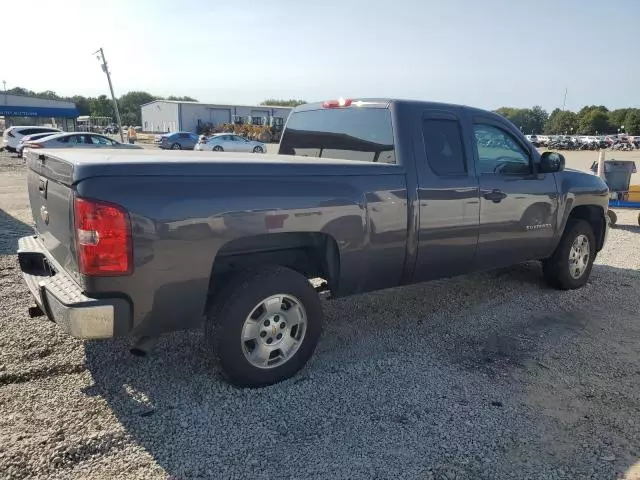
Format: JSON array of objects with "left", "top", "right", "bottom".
[
  {"left": 19, "top": 127, "right": 58, "bottom": 136},
  {"left": 278, "top": 108, "right": 396, "bottom": 164}
]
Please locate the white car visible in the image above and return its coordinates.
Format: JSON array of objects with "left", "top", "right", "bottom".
[
  {"left": 22, "top": 132, "right": 142, "bottom": 151},
  {"left": 195, "top": 133, "right": 266, "bottom": 153},
  {"left": 2, "top": 125, "right": 62, "bottom": 153}
]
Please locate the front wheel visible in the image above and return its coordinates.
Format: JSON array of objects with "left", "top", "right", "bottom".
[
  {"left": 205, "top": 267, "right": 324, "bottom": 388},
  {"left": 213, "top": 145, "right": 224, "bottom": 152},
  {"left": 542, "top": 218, "right": 596, "bottom": 290},
  {"left": 253, "top": 146, "right": 264, "bottom": 153},
  {"left": 171, "top": 143, "right": 181, "bottom": 150}
]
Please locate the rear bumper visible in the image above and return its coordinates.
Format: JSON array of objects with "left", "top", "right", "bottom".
[{"left": 17, "top": 235, "right": 132, "bottom": 339}]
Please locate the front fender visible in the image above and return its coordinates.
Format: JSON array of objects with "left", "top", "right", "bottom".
[{"left": 554, "top": 169, "right": 609, "bottom": 249}]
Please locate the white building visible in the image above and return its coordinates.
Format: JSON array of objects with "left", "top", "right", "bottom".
[{"left": 140, "top": 100, "right": 293, "bottom": 134}]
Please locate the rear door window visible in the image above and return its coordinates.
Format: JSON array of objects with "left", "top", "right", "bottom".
[
  {"left": 279, "top": 107, "right": 396, "bottom": 164},
  {"left": 422, "top": 118, "right": 467, "bottom": 176}
]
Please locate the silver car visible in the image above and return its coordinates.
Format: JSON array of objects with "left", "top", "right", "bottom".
[
  {"left": 17, "top": 132, "right": 61, "bottom": 156},
  {"left": 195, "top": 133, "right": 266, "bottom": 153},
  {"left": 23, "top": 132, "right": 142, "bottom": 151}
]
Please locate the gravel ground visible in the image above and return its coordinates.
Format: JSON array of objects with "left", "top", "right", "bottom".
[{"left": 1, "top": 148, "right": 639, "bottom": 480}]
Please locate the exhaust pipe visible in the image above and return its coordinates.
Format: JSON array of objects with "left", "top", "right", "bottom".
[{"left": 130, "top": 336, "right": 159, "bottom": 357}]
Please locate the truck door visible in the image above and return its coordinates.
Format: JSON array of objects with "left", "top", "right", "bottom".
[
  {"left": 413, "top": 110, "right": 480, "bottom": 282},
  {"left": 471, "top": 118, "right": 558, "bottom": 270}
]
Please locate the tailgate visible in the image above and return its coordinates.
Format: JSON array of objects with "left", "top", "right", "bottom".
[{"left": 25, "top": 150, "right": 79, "bottom": 280}]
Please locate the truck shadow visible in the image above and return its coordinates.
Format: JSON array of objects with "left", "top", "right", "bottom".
[
  {"left": 82, "top": 261, "right": 640, "bottom": 479},
  {"left": 0, "top": 208, "right": 34, "bottom": 255}
]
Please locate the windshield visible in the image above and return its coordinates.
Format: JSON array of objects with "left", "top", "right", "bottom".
[{"left": 279, "top": 107, "right": 395, "bottom": 164}]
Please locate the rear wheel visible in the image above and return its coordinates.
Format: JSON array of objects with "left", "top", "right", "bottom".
[
  {"left": 205, "top": 267, "right": 323, "bottom": 388},
  {"left": 171, "top": 143, "right": 181, "bottom": 150},
  {"left": 253, "top": 146, "right": 264, "bottom": 153},
  {"left": 607, "top": 209, "right": 617, "bottom": 226},
  {"left": 213, "top": 145, "right": 224, "bottom": 152},
  {"left": 542, "top": 219, "right": 596, "bottom": 290}
]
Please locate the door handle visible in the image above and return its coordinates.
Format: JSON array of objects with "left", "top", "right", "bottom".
[
  {"left": 38, "top": 178, "right": 48, "bottom": 198},
  {"left": 482, "top": 189, "right": 507, "bottom": 203}
]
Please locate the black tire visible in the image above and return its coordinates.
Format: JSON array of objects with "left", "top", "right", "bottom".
[
  {"left": 542, "top": 218, "right": 596, "bottom": 290},
  {"left": 607, "top": 210, "right": 617, "bottom": 226},
  {"left": 213, "top": 145, "right": 223, "bottom": 152},
  {"left": 253, "top": 146, "right": 264, "bottom": 153},
  {"left": 205, "top": 267, "right": 323, "bottom": 388},
  {"left": 171, "top": 143, "right": 181, "bottom": 150}
]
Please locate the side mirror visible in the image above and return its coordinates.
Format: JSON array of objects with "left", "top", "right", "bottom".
[{"left": 540, "top": 151, "right": 565, "bottom": 173}]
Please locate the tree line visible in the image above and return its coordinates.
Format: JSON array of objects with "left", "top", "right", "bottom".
[
  {"left": 5, "top": 87, "right": 197, "bottom": 126},
  {"left": 5, "top": 87, "right": 306, "bottom": 126},
  {"left": 494, "top": 105, "right": 640, "bottom": 136},
  {"left": 8, "top": 86, "right": 636, "bottom": 135}
]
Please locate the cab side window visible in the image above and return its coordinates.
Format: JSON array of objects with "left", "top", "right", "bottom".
[
  {"left": 422, "top": 118, "right": 467, "bottom": 176},
  {"left": 473, "top": 124, "right": 531, "bottom": 175}
]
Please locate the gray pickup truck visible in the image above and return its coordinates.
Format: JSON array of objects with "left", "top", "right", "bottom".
[{"left": 18, "top": 98, "right": 609, "bottom": 387}]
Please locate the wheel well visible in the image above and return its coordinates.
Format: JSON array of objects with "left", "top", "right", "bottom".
[
  {"left": 568, "top": 205, "right": 606, "bottom": 251},
  {"left": 205, "top": 232, "right": 340, "bottom": 312}
]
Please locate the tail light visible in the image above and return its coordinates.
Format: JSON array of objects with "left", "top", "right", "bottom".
[
  {"left": 74, "top": 197, "right": 132, "bottom": 276},
  {"left": 7, "top": 130, "right": 15, "bottom": 137},
  {"left": 26, "top": 143, "right": 43, "bottom": 149}
]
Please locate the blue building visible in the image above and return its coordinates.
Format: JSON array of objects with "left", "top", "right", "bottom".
[{"left": 0, "top": 93, "right": 79, "bottom": 131}]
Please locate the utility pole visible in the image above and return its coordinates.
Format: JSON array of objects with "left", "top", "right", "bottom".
[
  {"left": 94, "top": 48, "right": 124, "bottom": 142},
  {"left": 562, "top": 87, "right": 568, "bottom": 111},
  {"left": 2, "top": 80, "right": 6, "bottom": 105}
]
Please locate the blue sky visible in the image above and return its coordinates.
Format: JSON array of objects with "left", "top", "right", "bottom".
[{"left": 6, "top": 0, "right": 638, "bottom": 111}]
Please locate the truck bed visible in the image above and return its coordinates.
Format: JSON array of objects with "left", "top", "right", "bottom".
[
  {"left": 27, "top": 149, "right": 402, "bottom": 186},
  {"left": 22, "top": 147, "right": 410, "bottom": 338}
]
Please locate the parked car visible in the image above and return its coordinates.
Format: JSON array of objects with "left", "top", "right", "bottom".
[
  {"left": 156, "top": 132, "right": 199, "bottom": 150},
  {"left": 2, "top": 125, "right": 62, "bottom": 153},
  {"left": 22, "top": 132, "right": 142, "bottom": 150},
  {"left": 195, "top": 133, "right": 266, "bottom": 153},
  {"left": 17, "top": 98, "right": 609, "bottom": 388},
  {"left": 17, "top": 132, "right": 62, "bottom": 156}
]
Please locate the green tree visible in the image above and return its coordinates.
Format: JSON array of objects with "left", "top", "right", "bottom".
[
  {"left": 260, "top": 99, "right": 307, "bottom": 107},
  {"left": 89, "top": 95, "right": 114, "bottom": 118},
  {"left": 579, "top": 110, "right": 613, "bottom": 135},
  {"left": 35, "top": 90, "right": 61, "bottom": 100},
  {"left": 529, "top": 106, "right": 549, "bottom": 134},
  {"left": 71, "top": 95, "right": 91, "bottom": 116},
  {"left": 494, "top": 106, "right": 547, "bottom": 134},
  {"left": 623, "top": 110, "right": 640, "bottom": 136},
  {"left": 118, "top": 91, "right": 156, "bottom": 125},
  {"left": 6, "top": 87, "right": 35, "bottom": 96},
  {"left": 544, "top": 109, "right": 578, "bottom": 134},
  {"left": 577, "top": 105, "right": 608, "bottom": 118},
  {"left": 166, "top": 95, "right": 198, "bottom": 101},
  {"left": 608, "top": 109, "right": 630, "bottom": 129}
]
